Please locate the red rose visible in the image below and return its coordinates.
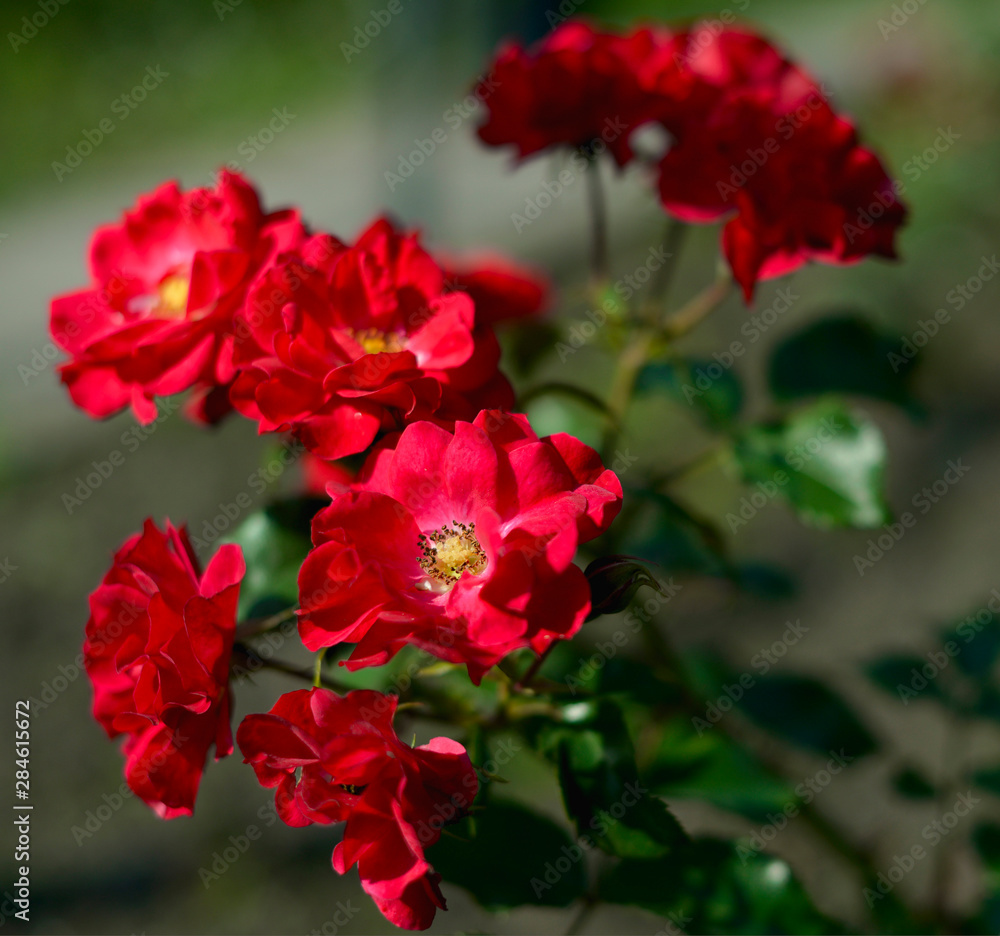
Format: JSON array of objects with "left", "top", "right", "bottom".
[
  {"left": 653, "top": 26, "right": 907, "bottom": 299},
  {"left": 51, "top": 170, "right": 305, "bottom": 424},
  {"left": 441, "top": 252, "right": 551, "bottom": 327},
  {"left": 83, "top": 519, "right": 245, "bottom": 818},
  {"left": 237, "top": 688, "right": 477, "bottom": 931},
  {"left": 297, "top": 410, "right": 623, "bottom": 683},
  {"left": 476, "top": 20, "right": 665, "bottom": 165},
  {"left": 230, "top": 217, "right": 513, "bottom": 460}
]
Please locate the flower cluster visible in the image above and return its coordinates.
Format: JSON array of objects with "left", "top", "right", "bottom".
[
  {"left": 52, "top": 179, "right": 538, "bottom": 454},
  {"left": 477, "top": 19, "right": 907, "bottom": 299},
  {"left": 64, "top": 13, "right": 907, "bottom": 932}
]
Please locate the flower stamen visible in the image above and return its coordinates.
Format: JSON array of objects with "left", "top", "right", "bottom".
[
  {"left": 417, "top": 521, "right": 486, "bottom": 584},
  {"left": 346, "top": 327, "right": 405, "bottom": 355}
]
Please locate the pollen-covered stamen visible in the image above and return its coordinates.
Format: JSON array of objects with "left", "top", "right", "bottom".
[
  {"left": 417, "top": 520, "right": 487, "bottom": 583},
  {"left": 154, "top": 274, "right": 190, "bottom": 319},
  {"left": 346, "top": 327, "right": 405, "bottom": 355}
]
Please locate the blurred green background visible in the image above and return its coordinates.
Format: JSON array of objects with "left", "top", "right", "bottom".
[{"left": 2, "top": 0, "right": 1000, "bottom": 933}]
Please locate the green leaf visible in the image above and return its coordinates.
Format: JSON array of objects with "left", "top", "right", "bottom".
[
  {"left": 941, "top": 608, "right": 1000, "bottom": 680},
  {"left": 969, "top": 824, "right": 1000, "bottom": 935},
  {"left": 624, "top": 490, "right": 729, "bottom": 577},
  {"left": 533, "top": 699, "right": 689, "bottom": 858},
  {"left": 972, "top": 767, "right": 1000, "bottom": 797},
  {"left": 865, "top": 656, "right": 944, "bottom": 703},
  {"left": 768, "top": 314, "right": 921, "bottom": 414},
  {"left": 428, "top": 802, "right": 587, "bottom": 910},
  {"left": 734, "top": 674, "right": 877, "bottom": 759},
  {"left": 646, "top": 715, "right": 799, "bottom": 822},
  {"left": 732, "top": 400, "right": 891, "bottom": 529},
  {"left": 729, "top": 563, "right": 796, "bottom": 600},
  {"left": 601, "top": 838, "right": 844, "bottom": 934},
  {"left": 975, "top": 823, "right": 1000, "bottom": 874},
  {"left": 892, "top": 767, "right": 937, "bottom": 799},
  {"left": 221, "top": 497, "right": 323, "bottom": 618},
  {"left": 638, "top": 358, "right": 743, "bottom": 430}
]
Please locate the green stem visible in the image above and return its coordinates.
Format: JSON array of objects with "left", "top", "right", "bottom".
[
  {"left": 516, "top": 643, "right": 557, "bottom": 691},
  {"left": 644, "top": 218, "right": 688, "bottom": 316},
  {"left": 661, "top": 271, "right": 733, "bottom": 340},
  {"left": 585, "top": 155, "right": 609, "bottom": 284},
  {"left": 234, "top": 606, "right": 297, "bottom": 641},
  {"left": 313, "top": 647, "right": 327, "bottom": 688},
  {"left": 231, "top": 643, "right": 349, "bottom": 693},
  {"left": 565, "top": 896, "right": 598, "bottom": 936},
  {"left": 600, "top": 327, "right": 656, "bottom": 459}
]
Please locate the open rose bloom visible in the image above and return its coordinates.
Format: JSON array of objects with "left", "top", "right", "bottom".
[
  {"left": 477, "top": 20, "right": 906, "bottom": 299},
  {"left": 51, "top": 170, "right": 304, "bottom": 424},
  {"left": 230, "top": 218, "right": 515, "bottom": 459},
  {"left": 83, "top": 520, "right": 244, "bottom": 817},
  {"left": 237, "top": 688, "right": 477, "bottom": 930},
  {"left": 297, "top": 411, "right": 623, "bottom": 682}
]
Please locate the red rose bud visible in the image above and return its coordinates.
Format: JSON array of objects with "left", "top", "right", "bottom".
[
  {"left": 584, "top": 555, "right": 669, "bottom": 620},
  {"left": 229, "top": 217, "right": 514, "bottom": 460}
]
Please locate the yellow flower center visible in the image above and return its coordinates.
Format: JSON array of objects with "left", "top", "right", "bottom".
[
  {"left": 155, "top": 274, "right": 190, "bottom": 319},
  {"left": 346, "top": 327, "right": 405, "bottom": 355},
  {"left": 417, "top": 521, "right": 486, "bottom": 585}
]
